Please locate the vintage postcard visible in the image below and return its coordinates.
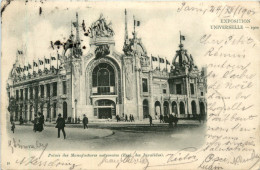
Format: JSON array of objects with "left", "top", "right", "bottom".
[{"left": 1, "top": 1, "right": 259, "bottom": 169}]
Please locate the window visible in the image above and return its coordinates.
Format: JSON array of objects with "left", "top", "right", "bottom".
[
  {"left": 190, "top": 83, "right": 195, "bottom": 95},
  {"left": 176, "top": 84, "right": 182, "bottom": 94},
  {"left": 92, "top": 63, "right": 115, "bottom": 95},
  {"left": 47, "top": 84, "right": 50, "bottom": 97},
  {"left": 35, "top": 86, "right": 38, "bottom": 99},
  {"left": 40, "top": 85, "right": 44, "bottom": 98},
  {"left": 16, "top": 90, "right": 19, "bottom": 100},
  {"left": 92, "top": 63, "right": 115, "bottom": 87},
  {"left": 63, "top": 81, "right": 67, "bottom": 94},
  {"left": 142, "top": 78, "right": 148, "bottom": 92},
  {"left": 25, "top": 88, "right": 28, "bottom": 100},
  {"left": 163, "top": 89, "right": 167, "bottom": 94},
  {"left": 20, "top": 89, "right": 23, "bottom": 100},
  {"left": 30, "top": 87, "right": 33, "bottom": 99},
  {"left": 53, "top": 82, "right": 57, "bottom": 96},
  {"left": 201, "top": 91, "right": 204, "bottom": 96},
  {"left": 53, "top": 103, "right": 57, "bottom": 118}
]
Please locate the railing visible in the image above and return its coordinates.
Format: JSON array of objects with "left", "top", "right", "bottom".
[{"left": 92, "top": 86, "right": 115, "bottom": 95}]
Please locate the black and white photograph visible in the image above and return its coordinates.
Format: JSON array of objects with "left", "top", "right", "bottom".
[{"left": 1, "top": 1, "right": 259, "bottom": 170}]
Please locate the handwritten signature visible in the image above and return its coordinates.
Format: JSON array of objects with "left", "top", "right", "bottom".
[
  {"left": 16, "top": 156, "right": 81, "bottom": 170},
  {"left": 98, "top": 151, "right": 149, "bottom": 169},
  {"left": 8, "top": 138, "right": 48, "bottom": 159}
]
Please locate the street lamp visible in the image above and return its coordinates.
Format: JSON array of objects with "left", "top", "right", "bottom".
[{"left": 74, "top": 99, "right": 77, "bottom": 123}]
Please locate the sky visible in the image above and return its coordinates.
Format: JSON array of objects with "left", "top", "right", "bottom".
[{"left": 2, "top": 1, "right": 208, "bottom": 75}]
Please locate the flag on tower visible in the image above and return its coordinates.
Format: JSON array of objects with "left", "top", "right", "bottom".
[
  {"left": 33, "top": 61, "right": 38, "bottom": 67},
  {"left": 159, "top": 57, "right": 165, "bottom": 63},
  {"left": 152, "top": 56, "right": 158, "bottom": 61},
  {"left": 180, "top": 35, "right": 185, "bottom": 41},
  {"left": 24, "top": 65, "right": 29, "bottom": 71},
  {"left": 39, "top": 60, "right": 44, "bottom": 65},
  {"left": 45, "top": 58, "right": 50, "bottom": 64},
  {"left": 17, "top": 50, "right": 23, "bottom": 55},
  {"left": 73, "top": 22, "right": 78, "bottom": 27},
  {"left": 134, "top": 20, "right": 140, "bottom": 26}
]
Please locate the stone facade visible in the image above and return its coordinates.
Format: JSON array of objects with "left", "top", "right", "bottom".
[{"left": 7, "top": 13, "right": 207, "bottom": 122}]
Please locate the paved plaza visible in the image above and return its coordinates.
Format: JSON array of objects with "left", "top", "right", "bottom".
[{"left": 7, "top": 119, "right": 206, "bottom": 151}]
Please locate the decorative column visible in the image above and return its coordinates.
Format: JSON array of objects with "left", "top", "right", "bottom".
[
  {"left": 177, "top": 102, "right": 180, "bottom": 117},
  {"left": 33, "top": 86, "right": 36, "bottom": 114}
]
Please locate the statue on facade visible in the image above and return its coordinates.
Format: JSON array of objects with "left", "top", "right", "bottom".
[
  {"left": 89, "top": 14, "right": 114, "bottom": 38},
  {"left": 95, "top": 44, "right": 110, "bottom": 59}
]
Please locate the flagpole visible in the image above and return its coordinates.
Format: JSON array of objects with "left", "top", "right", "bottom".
[
  {"left": 50, "top": 55, "right": 52, "bottom": 70},
  {"left": 57, "top": 51, "right": 59, "bottom": 70},
  {"left": 44, "top": 57, "right": 45, "bottom": 70},
  {"left": 180, "top": 31, "right": 181, "bottom": 44},
  {"left": 165, "top": 57, "right": 167, "bottom": 72},
  {"left": 133, "top": 15, "right": 135, "bottom": 39},
  {"left": 158, "top": 55, "right": 160, "bottom": 71},
  {"left": 33, "top": 61, "right": 34, "bottom": 72},
  {"left": 151, "top": 54, "right": 153, "bottom": 70}
]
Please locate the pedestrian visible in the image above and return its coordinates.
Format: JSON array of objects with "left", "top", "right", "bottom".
[
  {"left": 56, "top": 113, "right": 66, "bottom": 139},
  {"left": 148, "top": 114, "right": 153, "bottom": 126},
  {"left": 78, "top": 117, "right": 81, "bottom": 124},
  {"left": 173, "top": 114, "right": 178, "bottom": 127},
  {"left": 163, "top": 115, "right": 168, "bottom": 123},
  {"left": 83, "top": 114, "right": 88, "bottom": 129},
  {"left": 132, "top": 115, "right": 135, "bottom": 122},
  {"left": 32, "top": 114, "right": 38, "bottom": 132},
  {"left": 10, "top": 116, "right": 15, "bottom": 133},
  {"left": 129, "top": 114, "right": 132, "bottom": 122},
  {"left": 169, "top": 114, "right": 174, "bottom": 128},
  {"left": 19, "top": 115, "right": 23, "bottom": 125},
  {"left": 125, "top": 114, "right": 128, "bottom": 122},
  {"left": 116, "top": 115, "right": 120, "bottom": 122},
  {"left": 38, "top": 112, "right": 44, "bottom": 132},
  {"left": 159, "top": 114, "right": 163, "bottom": 123}
]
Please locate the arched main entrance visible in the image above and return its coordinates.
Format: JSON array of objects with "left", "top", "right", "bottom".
[
  {"left": 143, "top": 99, "right": 149, "bottom": 118},
  {"left": 92, "top": 63, "right": 115, "bottom": 95},
  {"left": 163, "top": 101, "right": 169, "bottom": 116},
  {"left": 191, "top": 101, "right": 197, "bottom": 115},
  {"left": 180, "top": 101, "right": 185, "bottom": 114},
  {"left": 154, "top": 101, "right": 161, "bottom": 116},
  {"left": 63, "top": 102, "right": 67, "bottom": 119},
  {"left": 95, "top": 99, "right": 115, "bottom": 119},
  {"left": 172, "top": 101, "right": 178, "bottom": 115}
]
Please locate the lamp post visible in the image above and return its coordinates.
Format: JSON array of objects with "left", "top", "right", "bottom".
[{"left": 74, "top": 99, "right": 77, "bottom": 123}]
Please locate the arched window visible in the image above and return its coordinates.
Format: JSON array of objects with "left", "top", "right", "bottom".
[
  {"left": 163, "top": 101, "right": 169, "bottom": 116},
  {"left": 180, "top": 102, "right": 185, "bottom": 114},
  {"left": 172, "top": 101, "right": 177, "bottom": 114},
  {"left": 191, "top": 101, "right": 197, "bottom": 115},
  {"left": 154, "top": 101, "right": 161, "bottom": 116},
  {"left": 92, "top": 63, "right": 115, "bottom": 87},
  {"left": 92, "top": 63, "right": 115, "bottom": 94}
]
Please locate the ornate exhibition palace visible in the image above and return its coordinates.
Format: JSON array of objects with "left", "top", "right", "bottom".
[{"left": 7, "top": 11, "right": 207, "bottom": 122}]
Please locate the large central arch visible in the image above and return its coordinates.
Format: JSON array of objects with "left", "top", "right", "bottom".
[{"left": 85, "top": 56, "right": 122, "bottom": 105}]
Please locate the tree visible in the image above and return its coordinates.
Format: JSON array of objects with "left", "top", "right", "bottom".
[{"left": 8, "top": 97, "right": 18, "bottom": 121}]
